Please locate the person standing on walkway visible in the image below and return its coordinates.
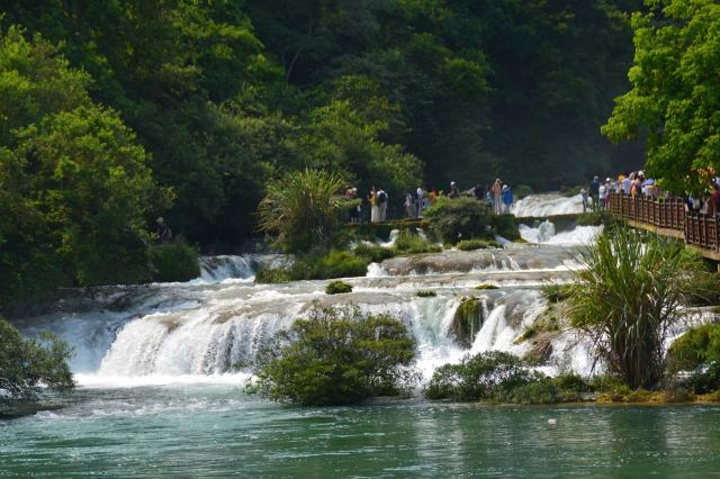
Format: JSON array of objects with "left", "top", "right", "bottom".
[
  {"left": 377, "top": 188, "right": 388, "bottom": 222},
  {"left": 502, "top": 185, "right": 514, "bottom": 214},
  {"left": 589, "top": 176, "right": 600, "bottom": 210},
  {"left": 416, "top": 185, "right": 426, "bottom": 218},
  {"left": 492, "top": 179, "right": 503, "bottom": 215},
  {"left": 369, "top": 187, "right": 379, "bottom": 223}
]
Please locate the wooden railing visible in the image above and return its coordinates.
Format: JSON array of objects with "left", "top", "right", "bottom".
[{"left": 608, "top": 192, "right": 720, "bottom": 255}]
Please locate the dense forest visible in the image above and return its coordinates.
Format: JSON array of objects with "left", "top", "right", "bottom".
[{"left": 1, "top": 0, "right": 646, "bottom": 301}]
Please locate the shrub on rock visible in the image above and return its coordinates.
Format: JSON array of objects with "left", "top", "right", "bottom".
[{"left": 253, "top": 305, "right": 417, "bottom": 406}]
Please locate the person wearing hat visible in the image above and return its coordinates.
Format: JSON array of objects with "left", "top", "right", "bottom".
[
  {"left": 492, "top": 179, "right": 503, "bottom": 215},
  {"left": 501, "top": 184, "right": 514, "bottom": 214},
  {"left": 448, "top": 181, "right": 459, "bottom": 199},
  {"left": 155, "top": 217, "right": 172, "bottom": 244}
]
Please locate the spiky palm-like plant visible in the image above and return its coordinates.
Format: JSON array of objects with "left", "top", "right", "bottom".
[
  {"left": 569, "top": 228, "right": 702, "bottom": 388},
  {"left": 257, "top": 169, "right": 346, "bottom": 252}
]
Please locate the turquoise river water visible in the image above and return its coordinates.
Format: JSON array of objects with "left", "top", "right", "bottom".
[{"left": 2, "top": 383, "right": 720, "bottom": 478}]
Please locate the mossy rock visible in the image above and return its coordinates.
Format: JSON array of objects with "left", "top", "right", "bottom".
[
  {"left": 457, "top": 239, "right": 501, "bottom": 251},
  {"left": 325, "top": 280, "right": 353, "bottom": 295},
  {"left": 475, "top": 284, "right": 499, "bottom": 290},
  {"left": 451, "top": 296, "right": 484, "bottom": 348},
  {"left": 255, "top": 268, "right": 292, "bottom": 284},
  {"left": 416, "top": 290, "right": 437, "bottom": 298}
]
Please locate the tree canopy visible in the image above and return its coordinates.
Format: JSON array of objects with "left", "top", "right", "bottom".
[
  {"left": 603, "top": 0, "right": 720, "bottom": 195},
  {"left": 0, "top": 1, "right": 645, "bottom": 301}
]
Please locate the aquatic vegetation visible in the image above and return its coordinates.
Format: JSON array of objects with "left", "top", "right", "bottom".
[
  {"left": 325, "top": 280, "right": 353, "bottom": 295},
  {"left": 415, "top": 290, "right": 437, "bottom": 298},
  {"left": 148, "top": 241, "right": 200, "bottom": 282},
  {"left": 0, "top": 317, "right": 74, "bottom": 404},
  {"left": 668, "top": 323, "right": 720, "bottom": 372},
  {"left": 457, "top": 239, "right": 500, "bottom": 251},
  {"left": 450, "top": 297, "right": 484, "bottom": 348},
  {"left": 252, "top": 305, "right": 417, "bottom": 406},
  {"left": 568, "top": 228, "right": 704, "bottom": 388}
]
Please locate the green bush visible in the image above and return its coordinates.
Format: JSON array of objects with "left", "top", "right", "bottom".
[
  {"left": 668, "top": 323, "right": 720, "bottom": 372},
  {"left": 416, "top": 290, "right": 437, "bottom": 298},
  {"left": 255, "top": 268, "right": 293, "bottom": 284},
  {"left": 425, "top": 351, "right": 542, "bottom": 402},
  {"left": 252, "top": 305, "right": 417, "bottom": 406},
  {"left": 503, "top": 377, "right": 584, "bottom": 405},
  {"left": 393, "top": 229, "right": 442, "bottom": 255},
  {"left": 568, "top": 228, "right": 704, "bottom": 388},
  {"left": 541, "top": 283, "right": 572, "bottom": 303},
  {"left": 576, "top": 211, "right": 611, "bottom": 227},
  {"left": 325, "top": 280, "right": 353, "bottom": 294},
  {"left": 683, "top": 273, "right": 720, "bottom": 307},
  {"left": 353, "top": 243, "right": 397, "bottom": 262},
  {"left": 475, "top": 284, "right": 499, "bottom": 290},
  {"left": 293, "top": 249, "right": 370, "bottom": 280},
  {"left": 491, "top": 214, "right": 521, "bottom": 241},
  {"left": 457, "top": 239, "right": 501, "bottom": 251},
  {"left": 688, "top": 361, "right": 720, "bottom": 394},
  {"left": 148, "top": 241, "right": 200, "bottom": 282},
  {"left": 0, "top": 317, "right": 74, "bottom": 404},
  {"left": 424, "top": 197, "right": 493, "bottom": 244}
]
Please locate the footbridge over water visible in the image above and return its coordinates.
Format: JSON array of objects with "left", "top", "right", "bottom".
[{"left": 607, "top": 192, "right": 720, "bottom": 261}]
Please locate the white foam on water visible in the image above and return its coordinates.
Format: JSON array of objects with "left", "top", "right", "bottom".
[{"left": 511, "top": 194, "right": 584, "bottom": 217}]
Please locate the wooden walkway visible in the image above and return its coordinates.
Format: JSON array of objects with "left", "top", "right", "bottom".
[{"left": 608, "top": 192, "right": 720, "bottom": 261}]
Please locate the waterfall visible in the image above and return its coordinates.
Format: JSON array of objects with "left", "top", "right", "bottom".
[
  {"left": 13, "top": 194, "right": 615, "bottom": 386},
  {"left": 511, "top": 193, "right": 585, "bottom": 217}
]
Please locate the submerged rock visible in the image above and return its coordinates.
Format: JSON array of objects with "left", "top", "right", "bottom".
[{"left": 451, "top": 297, "right": 484, "bottom": 348}]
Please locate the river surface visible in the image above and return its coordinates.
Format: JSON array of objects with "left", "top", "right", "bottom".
[
  {"left": 3, "top": 383, "right": 720, "bottom": 478},
  {"left": 3, "top": 194, "right": 719, "bottom": 477}
]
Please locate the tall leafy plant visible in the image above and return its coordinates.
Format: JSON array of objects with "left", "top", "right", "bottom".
[
  {"left": 569, "top": 228, "right": 702, "bottom": 388},
  {"left": 257, "top": 169, "right": 346, "bottom": 252}
]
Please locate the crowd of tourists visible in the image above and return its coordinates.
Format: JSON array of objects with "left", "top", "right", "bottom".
[
  {"left": 344, "top": 179, "right": 515, "bottom": 223},
  {"left": 581, "top": 171, "right": 666, "bottom": 212},
  {"left": 583, "top": 170, "right": 720, "bottom": 217}
]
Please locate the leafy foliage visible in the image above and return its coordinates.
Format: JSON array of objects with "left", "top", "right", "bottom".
[
  {"left": 325, "top": 280, "right": 353, "bottom": 295},
  {"left": 253, "top": 305, "right": 417, "bottom": 406},
  {"left": 569, "top": 228, "right": 703, "bottom": 388},
  {"left": 257, "top": 169, "right": 346, "bottom": 253},
  {"left": 424, "top": 197, "right": 493, "bottom": 244},
  {"left": 603, "top": 0, "right": 720, "bottom": 195},
  {"left": 668, "top": 324, "right": 720, "bottom": 372},
  {"left": 425, "top": 351, "right": 543, "bottom": 402},
  {"left": 0, "top": 317, "right": 74, "bottom": 403},
  {"left": 148, "top": 242, "right": 200, "bottom": 283},
  {"left": 457, "top": 239, "right": 501, "bottom": 251},
  {"left": 393, "top": 230, "right": 442, "bottom": 255}
]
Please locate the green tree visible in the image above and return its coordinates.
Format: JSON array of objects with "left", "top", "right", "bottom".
[
  {"left": 569, "top": 228, "right": 703, "bottom": 388},
  {"left": 0, "top": 27, "right": 165, "bottom": 302},
  {"left": 603, "top": 0, "right": 720, "bottom": 194},
  {"left": 0, "top": 316, "right": 74, "bottom": 403},
  {"left": 253, "top": 304, "right": 417, "bottom": 406}
]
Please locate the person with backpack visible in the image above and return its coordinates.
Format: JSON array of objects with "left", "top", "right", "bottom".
[
  {"left": 502, "top": 185, "right": 514, "bottom": 214},
  {"left": 377, "top": 188, "right": 388, "bottom": 222}
]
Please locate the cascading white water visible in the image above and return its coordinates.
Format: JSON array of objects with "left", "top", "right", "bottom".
[
  {"left": 14, "top": 194, "right": 613, "bottom": 386},
  {"left": 511, "top": 193, "right": 584, "bottom": 217},
  {"left": 198, "top": 254, "right": 293, "bottom": 282},
  {"left": 519, "top": 220, "right": 602, "bottom": 245}
]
